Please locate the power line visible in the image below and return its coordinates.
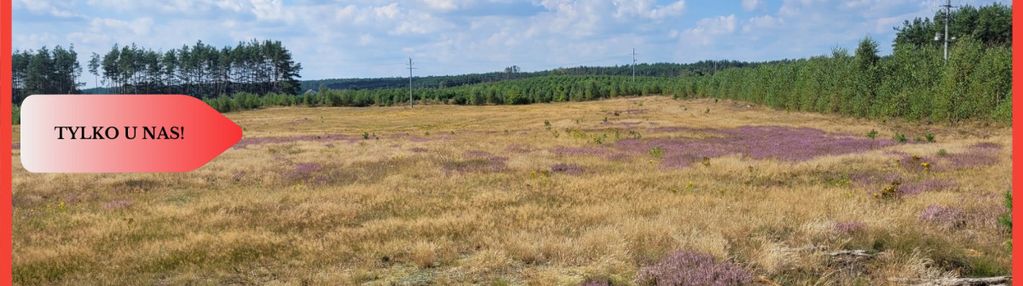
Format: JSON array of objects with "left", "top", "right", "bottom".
[
  {"left": 407, "top": 57, "right": 416, "bottom": 108},
  {"left": 939, "top": 0, "right": 957, "bottom": 62}
]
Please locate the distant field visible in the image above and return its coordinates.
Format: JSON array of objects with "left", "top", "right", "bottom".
[{"left": 12, "top": 97, "right": 1011, "bottom": 285}]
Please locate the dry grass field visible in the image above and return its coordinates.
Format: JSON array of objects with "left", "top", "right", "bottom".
[{"left": 12, "top": 97, "right": 1011, "bottom": 285}]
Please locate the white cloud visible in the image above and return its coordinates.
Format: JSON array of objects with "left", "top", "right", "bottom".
[
  {"left": 612, "top": 0, "right": 686, "bottom": 20},
  {"left": 649, "top": 1, "right": 686, "bottom": 19},
  {"left": 248, "top": 0, "right": 292, "bottom": 22},
  {"left": 392, "top": 12, "right": 454, "bottom": 35},
  {"left": 683, "top": 15, "right": 736, "bottom": 45},
  {"left": 423, "top": 0, "right": 458, "bottom": 11},
  {"left": 743, "top": 15, "right": 783, "bottom": 32},
  {"left": 14, "top": 0, "right": 76, "bottom": 18},
  {"left": 90, "top": 17, "right": 154, "bottom": 35},
  {"left": 742, "top": 0, "right": 763, "bottom": 11},
  {"left": 374, "top": 3, "right": 400, "bottom": 19}
]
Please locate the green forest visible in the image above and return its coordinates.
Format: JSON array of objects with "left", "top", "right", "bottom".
[
  {"left": 205, "top": 3, "right": 1014, "bottom": 124},
  {"left": 299, "top": 61, "right": 754, "bottom": 91},
  {"left": 12, "top": 40, "right": 302, "bottom": 103},
  {"left": 10, "top": 3, "right": 1011, "bottom": 125}
]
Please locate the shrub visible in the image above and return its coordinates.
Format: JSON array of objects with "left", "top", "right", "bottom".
[
  {"left": 893, "top": 133, "right": 908, "bottom": 143},
  {"left": 866, "top": 129, "right": 878, "bottom": 139},
  {"left": 875, "top": 181, "right": 900, "bottom": 200},
  {"left": 648, "top": 147, "right": 664, "bottom": 159},
  {"left": 636, "top": 251, "right": 752, "bottom": 286},
  {"left": 925, "top": 132, "right": 935, "bottom": 143}
]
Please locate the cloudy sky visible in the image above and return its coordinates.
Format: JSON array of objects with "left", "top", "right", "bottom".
[{"left": 13, "top": 0, "right": 1011, "bottom": 86}]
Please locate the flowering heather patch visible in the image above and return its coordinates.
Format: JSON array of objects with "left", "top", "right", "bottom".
[
  {"left": 645, "top": 126, "right": 710, "bottom": 134},
  {"left": 945, "top": 145, "right": 1001, "bottom": 169},
  {"left": 892, "top": 142, "right": 1003, "bottom": 172},
  {"left": 616, "top": 126, "right": 891, "bottom": 168},
  {"left": 234, "top": 134, "right": 358, "bottom": 149},
  {"left": 102, "top": 199, "right": 133, "bottom": 210},
  {"left": 385, "top": 132, "right": 438, "bottom": 142},
  {"left": 550, "top": 163, "right": 584, "bottom": 175},
  {"left": 919, "top": 205, "right": 967, "bottom": 229},
  {"left": 504, "top": 144, "right": 535, "bottom": 153},
  {"left": 636, "top": 251, "right": 752, "bottom": 286},
  {"left": 834, "top": 221, "right": 866, "bottom": 235},
  {"left": 580, "top": 279, "right": 613, "bottom": 286},
  {"left": 898, "top": 179, "right": 957, "bottom": 196},
  {"left": 715, "top": 126, "right": 893, "bottom": 161},
  {"left": 606, "top": 152, "right": 634, "bottom": 161},
  {"left": 970, "top": 142, "right": 1002, "bottom": 150},
  {"left": 551, "top": 146, "right": 613, "bottom": 157},
  {"left": 848, "top": 171, "right": 954, "bottom": 196},
  {"left": 608, "top": 109, "right": 648, "bottom": 116},
  {"left": 286, "top": 162, "right": 324, "bottom": 183},
  {"left": 463, "top": 150, "right": 495, "bottom": 158}
]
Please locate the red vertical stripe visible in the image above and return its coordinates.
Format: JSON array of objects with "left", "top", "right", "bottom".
[
  {"left": 1013, "top": 0, "right": 1021, "bottom": 284},
  {"left": 0, "top": 0, "right": 12, "bottom": 284}
]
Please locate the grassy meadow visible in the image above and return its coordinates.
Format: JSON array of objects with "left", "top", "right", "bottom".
[{"left": 12, "top": 97, "right": 1011, "bottom": 285}]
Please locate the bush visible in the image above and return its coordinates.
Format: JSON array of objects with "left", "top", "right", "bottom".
[
  {"left": 893, "top": 133, "right": 908, "bottom": 143},
  {"left": 866, "top": 129, "right": 878, "bottom": 139}
]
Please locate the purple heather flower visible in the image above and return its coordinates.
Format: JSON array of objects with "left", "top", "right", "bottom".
[
  {"left": 919, "top": 205, "right": 967, "bottom": 229},
  {"left": 636, "top": 251, "right": 752, "bottom": 286}
]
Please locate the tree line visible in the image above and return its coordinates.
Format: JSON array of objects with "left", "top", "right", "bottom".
[
  {"left": 11, "top": 45, "right": 83, "bottom": 103},
  {"left": 669, "top": 4, "right": 1011, "bottom": 124},
  {"left": 12, "top": 40, "right": 303, "bottom": 104},
  {"left": 300, "top": 61, "right": 752, "bottom": 92},
  {"left": 206, "top": 75, "right": 678, "bottom": 112},
  {"left": 87, "top": 40, "right": 302, "bottom": 98},
  {"left": 671, "top": 37, "right": 1010, "bottom": 123}
]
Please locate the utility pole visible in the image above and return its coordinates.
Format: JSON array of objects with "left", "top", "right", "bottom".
[
  {"left": 941, "top": 0, "right": 953, "bottom": 61},
  {"left": 407, "top": 57, "right": 414, "bottom": 108},
  {"left": 631, "top": 48, "right": 637, "bottom": 82}
]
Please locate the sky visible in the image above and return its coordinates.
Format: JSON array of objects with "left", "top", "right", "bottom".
[{"left": 13, "top": 0, "right": 1012, "bottom": 87}]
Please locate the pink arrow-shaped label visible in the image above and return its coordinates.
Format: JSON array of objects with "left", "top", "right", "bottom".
[{"left": 20, "top": 94, "right": 242, "bottom": 173}]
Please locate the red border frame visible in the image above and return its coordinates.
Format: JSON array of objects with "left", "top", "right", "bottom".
[
  {"left": 1013, "top": 0, "right": 1021, "bottom": 284},
  {"left": 0, "top": 0, "right": 1017, "bottom": 285},
  {"left": 2, "top": 0, "right": 12, "bottom": 284}
]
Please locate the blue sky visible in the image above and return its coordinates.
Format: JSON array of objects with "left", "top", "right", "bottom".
[{"left": 13, "top": 0, "right": 1012, "bottom": 86}]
